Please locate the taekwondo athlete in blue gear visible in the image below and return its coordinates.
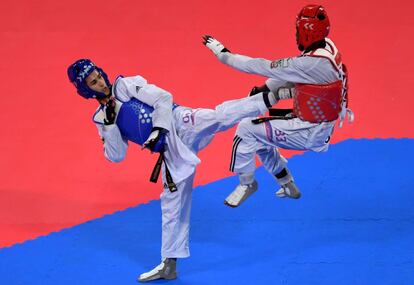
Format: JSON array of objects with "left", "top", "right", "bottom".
[{"left": 67, "top": 58, "right": 277, "bottom": 282}]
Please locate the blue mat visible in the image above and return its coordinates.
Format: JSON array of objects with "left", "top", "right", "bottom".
[{"left": 1, "top": 139, "right": 413, "bottom": 285}]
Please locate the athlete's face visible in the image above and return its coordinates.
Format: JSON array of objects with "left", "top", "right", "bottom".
[{"left": 85, "top": 70, "right": 110, "bottom": 96}]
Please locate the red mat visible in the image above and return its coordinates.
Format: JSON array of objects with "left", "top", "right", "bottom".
[{"left": 0, "top": 0, "right": 413, "bottom": 247}]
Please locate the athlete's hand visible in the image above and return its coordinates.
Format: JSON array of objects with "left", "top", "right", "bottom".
[
  {"left": 143, "top": 127, "right": 169, "bottom": 153},
  {"left": 104, "top": 98, "right": 116, "bottom": 125},
  {"left": 202, "top": 35, "right": 231, "bottom": 56}
]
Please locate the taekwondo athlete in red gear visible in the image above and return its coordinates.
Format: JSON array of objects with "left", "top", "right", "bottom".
[
  {"left": 67, "top": 59, "right": 276, "bottom": 282},
  {"left": 203, "top": 4, "right": 354, "bottom": 207}
]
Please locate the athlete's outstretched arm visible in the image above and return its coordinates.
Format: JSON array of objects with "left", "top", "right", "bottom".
[{"left": 203, "top": 35, "right": 317, "bottom": 84}]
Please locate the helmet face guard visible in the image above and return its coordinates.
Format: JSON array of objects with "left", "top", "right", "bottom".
[
  {"left": 296, "top": 5, "right": 330, "bottom": 51},
  {"left": 67, "top": 59, "right": 111, "bottom": 99}
]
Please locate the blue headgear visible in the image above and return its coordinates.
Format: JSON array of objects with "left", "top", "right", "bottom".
[{"left": 67, "top": 59, "right": 112, "bottom": 99}]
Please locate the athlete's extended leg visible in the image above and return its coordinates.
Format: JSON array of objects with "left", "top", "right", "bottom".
[{"left": 175, "top": 93, "right": 271, "bottom": 152}]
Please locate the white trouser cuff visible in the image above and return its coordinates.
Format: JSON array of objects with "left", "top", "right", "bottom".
[
  {"left": 239, "top": 172, "right": 255, "bottom": 185},
  {"left": 162, "top": 248, "right": 190, "bottom": 260}
]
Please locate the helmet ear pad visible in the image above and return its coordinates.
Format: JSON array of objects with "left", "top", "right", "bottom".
[
  {"left": 317, "top": 13, "right": 326, "bottom": 21},
  {"left": 296, "top": 5, "right": 330, "bottom": 51}
]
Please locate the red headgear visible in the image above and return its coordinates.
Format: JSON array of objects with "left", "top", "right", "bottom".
[{"left": 296, "top": 5, "right": 330, "bottom": 51}]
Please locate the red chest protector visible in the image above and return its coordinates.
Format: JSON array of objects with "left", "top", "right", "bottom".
[
  {"left": 293, "top": 38, "right": 351, "bottom": 125},
  {"left": 293, "top": 80, "right": 342, "bottom": 123}
]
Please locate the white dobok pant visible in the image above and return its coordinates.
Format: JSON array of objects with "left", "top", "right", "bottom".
[
  {"left": 160, "top": 94, "right": 268, "bottom": 259},
  {"left": 230, "top": 117, "right": 336, "bottom": 176}
]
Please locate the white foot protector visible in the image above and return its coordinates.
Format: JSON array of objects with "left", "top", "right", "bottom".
[
  {"left": 225, "top": 181, "right": 258, "bottom": 208},
  {"left": 275, "top": 181, "right": 301, "bottom": 199},
  {"left": 138, "top": 258, "right": 177, "bottom": 282}
]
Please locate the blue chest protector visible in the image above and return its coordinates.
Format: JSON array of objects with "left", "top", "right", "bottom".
[
  {"left": 115, "top": 98, "right": 179, "bottom": 147},
  {"left": 116, "top": 98, "right": 155, "bottom": 145}
]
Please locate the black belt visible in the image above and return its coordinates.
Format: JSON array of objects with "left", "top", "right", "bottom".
[
  {"left": 150, "top": 152, "right": 177, "bottom": 192},
  {"left": 252, "top": 108, "right": 296, "bottom": 124},
  {"left": 268, "top": 108, "right": 294, "bottom": 117}
]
